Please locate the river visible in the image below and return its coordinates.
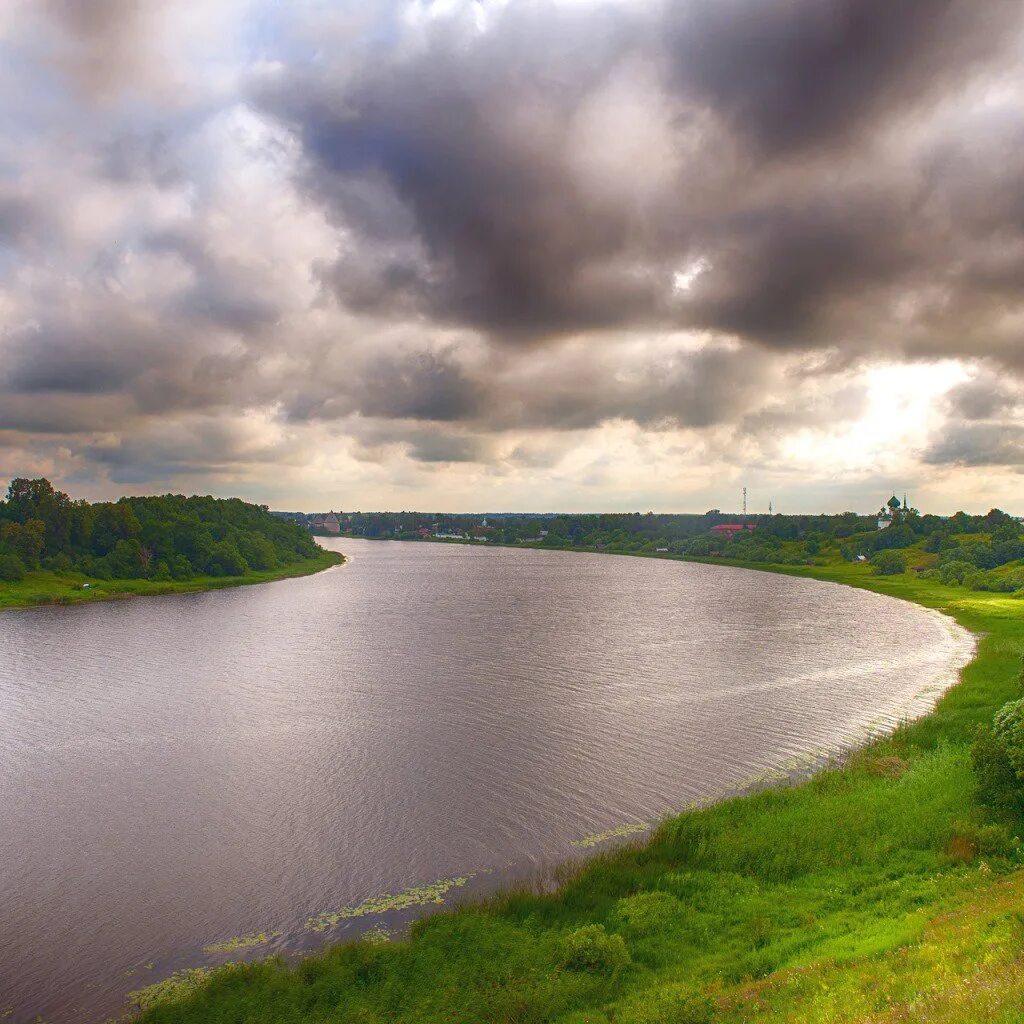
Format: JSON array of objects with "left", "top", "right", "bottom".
[{"left": 0, "top": 539, "right": 973, "bottom": 1021}]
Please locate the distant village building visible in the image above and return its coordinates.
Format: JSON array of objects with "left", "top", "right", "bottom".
[
  {"left": 322, "top": 512, "right": 341, "bottom": 535},
  {"left": 876, "top": 494, "right": 907, "bottom": 531},
  {"left": 710, "top": 523, "right": 755, "bottom": 537}
]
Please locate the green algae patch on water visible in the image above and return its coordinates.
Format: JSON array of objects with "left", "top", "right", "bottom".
[
  {"left": 128, "top": 967, "right": 221, "bottom": 1011},
  {"left": 573, "top": 822, "right": 649, "bottom": 849},
  {"left": 202, "top": 930, "right": 280, "bottom": 955},
  {"left": 305, "top": 876, "right": 472, "bottom": 933},
  {"left": 363, "top": 924, "right": 393, "bottom": 946}
]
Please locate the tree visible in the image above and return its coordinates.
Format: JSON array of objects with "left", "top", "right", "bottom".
[
  {"left": 872, "top": 550, "right": 906, "bottom": 575},
  {"left": 1, "top": 519, "right": 45, "bottom": 567},
  {"left": 170, "top": 555, "right": 194, "bottom": 580},
  {"left": 937, "top": 559, "right": 974, "bottom": 586},
  {"left": 974, "top": 697, "right": 1024, "bottom": 815},
  {"left": 0, "top": 553, "right": 26, "bottom": 581},
  {"left": 0, "top": 478, "right": 319, "bottom": 584}
]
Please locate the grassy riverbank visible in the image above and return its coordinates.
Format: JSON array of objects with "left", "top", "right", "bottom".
[
  {"left": 136, "top": 557, "right": 1024, "bottom": 1024},
  {"left": 0, "top": 548, "right": 343, "bottom": 610}
]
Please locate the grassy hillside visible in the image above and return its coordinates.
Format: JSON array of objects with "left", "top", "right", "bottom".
[{"left": 132, "top": 558, "right": 1024, "bottom": 1024}]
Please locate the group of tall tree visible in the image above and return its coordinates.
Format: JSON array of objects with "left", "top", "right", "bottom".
[{"left": 0, "top": 478, "right": 320, "bottom": 583}]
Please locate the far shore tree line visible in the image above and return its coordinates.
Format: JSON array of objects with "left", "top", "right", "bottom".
[
  {"left": 0, "top": 478, "right": 320, "bottom": 583},
  {"left": 279, "top": 500, "right": 1024, "bottom": 595}
]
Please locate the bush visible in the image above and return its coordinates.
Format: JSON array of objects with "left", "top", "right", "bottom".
[
  {"left": 993, "top": 699, "right": 1024, "bottom": 776},
  {"left": 206, "top": 541, "right": 248, "bottom": 577},
  {"left": 972, "top": 699, "right": 1024, "bottom": 816},
  {"left": 0, "top": 552, "right": 26, "bottom": 582},
  {"left": 152, "top": 561, "right": 171, "bottom": 582},
  {"left": 872, "top": 550, "right": 906, "bottom": 575},
  {"left": 558, "top": 925, "right": 630, "bottom": 975},
  {"left": 937, "top": 559, "right": 974, "bottom": 585},
  {"left": 170, "top": 555, "right": 194, "bottom": 581},
  {"left": 943, "top": 819, "right": 1016, "bottom": 864}
]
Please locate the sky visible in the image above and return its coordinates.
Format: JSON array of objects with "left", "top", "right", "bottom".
[{"left": 2, "top": 0, "right": 1024, "bottom": 514}]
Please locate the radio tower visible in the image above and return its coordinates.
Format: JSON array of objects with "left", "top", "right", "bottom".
[{"left": 742, "top": 487, "right": 747, "bottom": 517}]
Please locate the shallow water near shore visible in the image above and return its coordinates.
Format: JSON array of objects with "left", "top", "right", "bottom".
[{"left": 0, "top": 539, "right": 973, "bottom": 1022}]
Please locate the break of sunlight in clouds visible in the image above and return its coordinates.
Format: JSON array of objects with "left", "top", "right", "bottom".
[{"left": 2, "top": 0, "right": 1024, "bottom": 513}]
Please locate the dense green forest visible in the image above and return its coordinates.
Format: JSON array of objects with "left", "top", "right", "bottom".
[
  {"left": 285, "top": 499, "right": 1024, "bottom": 594},
  {"left": 0, "top": 478, "right": 321, "bottom": 584}
]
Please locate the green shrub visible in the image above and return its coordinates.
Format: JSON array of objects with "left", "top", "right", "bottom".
[
  {"left": 993, "top": 699, "right": 1024, "bottom": 775},
  {"left": 944, "top": 819, "right": 1016, "bottom": 863},
  {"left": 0, "top": 552, "right": 26, "bottom": 581},
  {"left": 871, "top": 550, "right": 906, "bottom": 575},
  {"left": 937, "top": 558, "right": 976, "bottom": 585},
  {"left": 170, "top": 555, "right": 194, "bottom": 580},
  {"left": 558, "top": 925, "right": 630, "bottom": 975},
  {"left": 972, "top": 700, "right": 1024, "bottom": 816}
]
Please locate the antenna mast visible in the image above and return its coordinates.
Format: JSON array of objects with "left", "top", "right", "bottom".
[{"left": 742, "top": 487, "right": 747, "bottom": 517}]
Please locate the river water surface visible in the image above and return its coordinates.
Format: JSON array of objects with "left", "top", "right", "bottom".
[{"left": 0, "top": 539, "right": 973, "bottom": 1020}]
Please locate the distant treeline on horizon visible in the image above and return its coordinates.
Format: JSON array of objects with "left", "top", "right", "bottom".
[{"left": 274, "top": 502, "right": 1024, "bottom": 586}]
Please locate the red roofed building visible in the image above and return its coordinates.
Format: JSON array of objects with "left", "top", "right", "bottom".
[{"left": 709, "top": 523, "right": 755, "bottom": 537}]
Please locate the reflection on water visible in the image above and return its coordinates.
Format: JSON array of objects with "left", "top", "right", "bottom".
[{"left": 0, "top": 540, "right": 973, "bottom": 1021}]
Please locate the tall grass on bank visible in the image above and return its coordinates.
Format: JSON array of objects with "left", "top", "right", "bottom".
[{"left": 135, "top": 560, "right": 1024, "bottom": 1024}]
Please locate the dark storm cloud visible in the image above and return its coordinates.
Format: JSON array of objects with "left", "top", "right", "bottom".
[
  {"left": 3, "top": 323, "right": 157, "bottom": 395},
  {"left": 923, "top": 373, "right": 1024, "bottom": 470},
  {"left": 924, "top": 424, "right": 1024, "bottom": 469},
  {"left": 491, "top": 344, "right": 775, "bottom": 432},
  {"left": 686, "top": 191, "right": 909, "bottom": 346},
  {"left": 348, "top": 420, "right": 491, "bottom": 465},
  {"left": 664, "top": 0, "right": 1014, "bottom": 155},
  {"left": 281, "top": 339, "right": 774, "bottom": 441},
  {"left": 257, "top": 0, "right": 1024, "bottom": 355},
  {"left": 257, "top": 2, "right": 669, "bottom": 339},
  {"left": 946, "top": 374, "right": 1022, "bottom": 422},
  {"left": 357, "top": 350, "right": 482, "bottom": 422}
]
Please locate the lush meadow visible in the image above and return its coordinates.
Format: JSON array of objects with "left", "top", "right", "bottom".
[{"left": 132, "top": 558, "right": 1024, "bottom": 1024}]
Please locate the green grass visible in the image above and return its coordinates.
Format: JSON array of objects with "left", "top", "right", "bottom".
[
  {"left": 0, "top": 549, "right": 343, "bottom": 610},
  {"left": 129, "top": 556, "right": 1024, "bottom": 1023}
]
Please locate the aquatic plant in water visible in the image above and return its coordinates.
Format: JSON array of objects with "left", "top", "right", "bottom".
[
  {"left": 304, "top": 876, "right": 472, "bottom": 933},
  {"left": 202, "top": 930, "right": 280, "bottom": 955},
  {"left": 128, "top": 967, "right": 219, "bottom": 1011},
  {"left": 572, "top": 822, "right": 649, "bottom": 848},
  {"left": 363, "top": 924, "right": 393, "bottom": 946}
]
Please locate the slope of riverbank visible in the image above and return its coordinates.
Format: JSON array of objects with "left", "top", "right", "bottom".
[
  {"left": 0, "top": 549, "right": 344, "bottom": 610},
  {"left": 135, "top": 557, "right": 1024, "bottom": 1024}
]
